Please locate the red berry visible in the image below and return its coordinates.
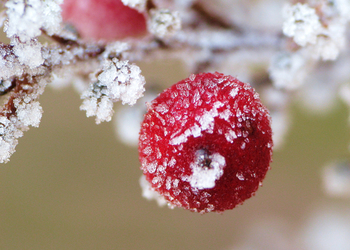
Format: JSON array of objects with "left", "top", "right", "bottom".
[
  {"left": 61, "top": 0, "right": 147, "bottom": 41},
  {"left": 139, "top": 72, "right": 273, "bottom": 213}
]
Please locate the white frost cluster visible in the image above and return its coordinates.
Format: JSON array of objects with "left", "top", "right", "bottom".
[
  {"left": 149, "top": 9, "right": 181, "bottom": 38},
  {"left": 283, "top": 2, "right": 349, "bottom": 61},
  {"left": 80, "top": 58, "right": 145, "bottom": 124},
  {"left": 12, "top": 39, "right": 44, "bottom": 69},
  {"left": 121, "top": 0, "right": 146, "bottom": 12},
  {"left": 4, "top": 0, "right": 63, "bottom": 42},
  {"left": 0, "top": 76, "right": 46, "bottom": 163},
  {"left": 0, "top": 116, "right": 20, "bottom": 163},
  {"left": 283, "top": 3, "right": 321, "bottom": 47},
  {"left": 183, "top": 150, "right": 226, "bottom": 190},
  {"left": 4, "top": 0, "right": 63, "bottom": 69},
  {"left": 0, "top": 97, "right": 43, "bottom": 163},
  {"left": 14, "top": 100, "right": 43, "bottom": 127},
  {"left": 170, "top": 101, "right": 224, "bottom": 145}
]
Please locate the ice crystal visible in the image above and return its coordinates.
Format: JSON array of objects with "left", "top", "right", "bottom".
[
  {"left": 80, "top": 58, "right": 145, "bottom": 124},
  {"left": 121, "top": 0, "right": 146, "bottom": 12},
  {"left": 4, "top": 0, "right": 62, "bottom": 42},
  {"left": 283, "top": 3, "right": 321, "bottom": 47},
  {"left": 12, "top": 39, "right": 44, "bottom": 69},
  {"left": 148, "top": 9, "right": 181, "bottom": 38},
  {"left": 283, "top": 1, "right": 349, "bottom": 61}
]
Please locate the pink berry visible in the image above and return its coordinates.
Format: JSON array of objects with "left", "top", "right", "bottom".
[
  {"left": 139, "top": 72, "right": 273, "bottom": 213},
  {"left": 61, "top": 0, "right": 147, "bottom": 41}
]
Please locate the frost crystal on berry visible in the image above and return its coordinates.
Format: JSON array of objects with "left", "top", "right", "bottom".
[{"left": 139, "top": 72, "right": 273, "bottom": 213}]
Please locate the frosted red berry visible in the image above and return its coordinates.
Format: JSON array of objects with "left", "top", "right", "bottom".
[
  {"left": 61, "top": 0, "right": 147, "bottom": 41},
  {"left": 139, "top": 72, "right": 273, "bottom": 213}
]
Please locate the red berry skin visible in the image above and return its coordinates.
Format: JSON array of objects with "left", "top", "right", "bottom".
[
  {"left": 139, "top": 72, "right": 273, "bottom": 213},
  {"left": 61, "top": 0, "right": 147, "bottom": 41}
]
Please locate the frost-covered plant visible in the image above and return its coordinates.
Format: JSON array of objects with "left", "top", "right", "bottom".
[{"left": 1, "top": 0, "right": 350, "bottom": 205}]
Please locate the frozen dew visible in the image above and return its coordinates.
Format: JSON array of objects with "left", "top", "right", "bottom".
[
  {"left": 14, "top": 100, "right": 43, "bottom": 127},
  {"left": 121, "top": 0, "right": 146, "bottom": 12},
  {"left": 80, "top": 58, "right": 145, "bottom": 124},
  {"left": 282, "top": 3, "right": 321, "bottom": 47},
  {"left": 80, "top": 95, "right": 114, "bottom": 124},
  {"left": 12, "top": 39, "right": 44, "bottom": 69},
  {"left": 170, "top": 102, "right": 225, "bottom": 145},
  {"left": 185, "top": 149, "right": 226, "bottom": 190},
  {"left": 225, "top": 129, "right": 237, "bottom": 143},
  {"left": 4, "top": 0, "right": 62, "bottom": 42},
  {"left": 148, "top": 9, "right": 181, "bottom": 38},
  {"left": 146, "top": 161, "right": 157, "bottom": 174},
  {"left": 0, "top": 47, "right": 25, "bottom": 80},
  {"left": 0, "top": 116, "right": 23, "bottom": 163},
  {"left": 98, "top": 59, "right": 145, "bottom": 105},
  {"left": 282, "top": 2, "right": 347, "bottom": 61},
  {"left": 230, "top": 87, "right": 239, "bottom": 98}
]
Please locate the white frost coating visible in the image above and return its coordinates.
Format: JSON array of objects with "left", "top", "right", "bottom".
[
  {"left": 282, "top": 3, "right": 321, "bottom": 47},
  {"left": 146, "top": 162, "right": 157, "bottom": 174},
  {"left": 0, "top": 116, "right": 24, "bottom": 163},
  {"left": 230, "top": 88, "right": 239, "bottom": 98},
  {"left": 225, "top": 129, "right": 237, "bottom": 143},
  {"left": 283, "top": 1, "right": 348, "bottom": 61},
  {"left": 121, "top": 0, "right": 146, "bottom": 12},
  {"left": 170, "top": 102, "right": 224, "bottom": 145},
  {"left": 14, "top": 100, "right": 42, "bottom": 127},
  {"left": 4, "top": 0, "right": 62, "bottom": 42},
  {"left": 310, "top": 22, "right": 345, "bottom": 61},
  {"left": 12, "top": 39, "right": 44, "bottom": 69},
  {"left": 80, "top": 58, "right": 145, "bottom": 124},
  {"left": 148, "top": 9, "right": 181, "bottom": 38},
  {"left": 98, "top": 59, "right": 145, "bottom": 105},
  {"left": 80, "top": 96, "right": 114, "bottom": 124},
  {"left": 139, "top": 175, "right": 167, "bottom": 207},
  {"left": 197, "top": 101, "right": 224, "bottom": 133},
  {"left": 103, "top": 42, "right": 130, "bottom": 59},
  {"left": 185, "top": 151, "right": 226, "bottom": 190}
]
